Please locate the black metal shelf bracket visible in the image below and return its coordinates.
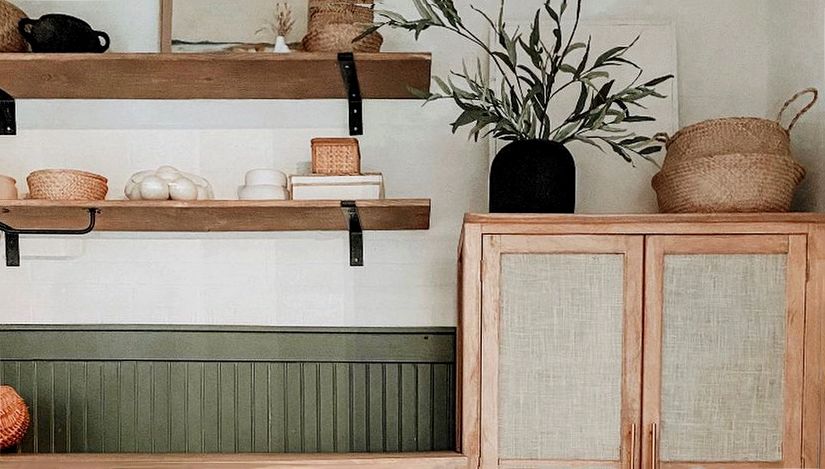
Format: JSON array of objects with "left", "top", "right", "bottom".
[
  {"left": 0, "top": 208, "right": 99, "bottom": 267},
  {"left": 338, "top": 52, "right": 363, "bottom": 136},
  {"left": 341, "top": 201, "right": 363, "bottom": 267},
  {"left": 0, "top": 88, "right": 16, "bottom": 136}
]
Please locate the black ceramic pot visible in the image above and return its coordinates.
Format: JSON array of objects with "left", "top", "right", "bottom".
[
  {"left": 19, "top": 14, "right": 110, "bottom": 53},
  {"left": 489, "top": 139, "right": 576, "bottom": 214}
]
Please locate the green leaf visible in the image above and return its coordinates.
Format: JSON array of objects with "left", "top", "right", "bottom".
[
  {"left": 575, "top": 37, "right": 592, "bottom": 76},
  {"left": 638, "top": 145, "right": 663, "bottom": 155},
  {"left": 564, "top": 42, "right": 587, "bottom": 54},
  {"left": 559, "top": 64, "right": 578, "bottom": 74},
  {"left": 432, "top": 76, "right": 451, "bottom": 94},
  {"left": 530, "top": 11, "right": 541, "bottom": 48},
  {"left": 554, "top": 122, "right": 580, "bottom": 142},
  {"left": 623, "top": 116, "right": 656, "bottom": 122},
  {"left": 605, "top": 140, "right": 632, "bottom": 163},
  {"left": 573, "top": 82, "right": 589, "bottom": 117},
  {"left": 642, "top": 74, "right": 674, "bottom": 87}
]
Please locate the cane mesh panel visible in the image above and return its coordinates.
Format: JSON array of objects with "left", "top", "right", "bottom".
[
  {"left": 660, "top": 254, "right": 787, "bottom": 462},
  {"left": 499, "top": 254, "right": 624, "bottom": 460}
]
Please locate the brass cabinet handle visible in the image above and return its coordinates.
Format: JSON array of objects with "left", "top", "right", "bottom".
[
  {"left": 651, "top": 423, "right": 659, "bottom": 469},
  {"left": 629, "top": 423, "right": 637, "bottom": 469}
]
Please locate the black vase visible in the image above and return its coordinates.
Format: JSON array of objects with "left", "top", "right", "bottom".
[{"left": 489, "top": 139, "right": 576, "bottom": 213}]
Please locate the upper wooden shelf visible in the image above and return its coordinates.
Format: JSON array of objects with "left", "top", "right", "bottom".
[
  {"left": 0, "top": 52, "right": 432, "bottom": 100},
  {"left": 0, "top": 199, "right": 431, "bottom": 232}
]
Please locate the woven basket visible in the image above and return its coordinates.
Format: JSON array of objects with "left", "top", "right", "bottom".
[
  {"left": 309, "top": 0, "right": 374, "bottom": 26},
  {"left": 0, "top": 386, "right": 29, "bottom": 450},
  {"left": 652, "top": 153, "right": 806, "bottom": 213},
  {"left": 659, "top": 89, "right": 818, "bottom": 170},
  {"left": 27, "top": 169, "right": 109, "bottom": 201},
  {"left": 312, "top": 137, "right": 361, "bottom": 175},
  {"left": 0, "top": 0, "right": 27, "bottom": 52},
  {"left": 302, "top": 23, "right": 382, "bottom": 52}
]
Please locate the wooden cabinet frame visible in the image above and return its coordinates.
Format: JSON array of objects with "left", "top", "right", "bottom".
[
  {"left": 459, "top": 214, "right": 825, "bottom": 469},
  {"left": 480, "top": 235, "right": 643, "bottom": 469},
  {"left": 642, "top": 235, "right": 807, "bottom": 469}
]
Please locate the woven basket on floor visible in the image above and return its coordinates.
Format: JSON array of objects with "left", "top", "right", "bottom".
[
  {"left": 652, "top": 153, "right": 806, "bottom": 213},
  {"left": 659, "top": 89, "right": 818, "bottom": 170},
  {"left": 302, "top": 23, "right": 382, "bottom": 52},
  {"left": 312, "top": 137, "right": 361, "bottom": 175},
  {"left": 0, "top": 0, "right": 27, "bottom": 52},
  {"left": 0, "top": 386, "right": 29, "bottom": 450},
  {"left": 27, "top": 169, "right": 109, "bottom": 201}
]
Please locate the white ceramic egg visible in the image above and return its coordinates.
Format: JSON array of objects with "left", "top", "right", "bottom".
[
  {"left": 169, "top": 177, "right": 199, "bottom": 201},
  {"left": 139, "top": 175, "right": 170, "bottom": 200},
  {"left": 155, "top": 166, "right": 181, "bottom": 182}
]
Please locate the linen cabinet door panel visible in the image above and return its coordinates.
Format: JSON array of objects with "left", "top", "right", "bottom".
[
  {"left": 642, "top": 235, "right": 806, "bottom": 469},
  {"left": 481, "top": 235, "right": 644, "bottom": 469}
]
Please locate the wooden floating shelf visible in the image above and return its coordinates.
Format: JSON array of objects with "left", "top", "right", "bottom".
[
  {"left": 0, "top": 199, "right": 431, "bottom": 232},
  {"left": 0, "top": 52, "right": 432, "bottom": 100}
]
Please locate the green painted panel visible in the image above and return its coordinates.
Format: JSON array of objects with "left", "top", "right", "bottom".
[{"left": 0, "top": 326, "right": 455, "bottom": 455}]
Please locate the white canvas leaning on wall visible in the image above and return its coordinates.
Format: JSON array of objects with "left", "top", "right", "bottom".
[
  {"left": 171, "top": 0, "right": 309, "bottom": 52},
  {"left": 490, "top": 20, "right": 679, "bottom": 214}
]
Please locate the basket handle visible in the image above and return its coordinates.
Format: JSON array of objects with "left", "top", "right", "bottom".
[
  {"left": 778, "top": 88, "right": 819, "bottom": 133},
  {"left": 653, "top": 132, "right": 670, "bottom": 144}
]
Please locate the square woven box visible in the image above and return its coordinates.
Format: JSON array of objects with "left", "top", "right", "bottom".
[{"left": 311, "top": 138, "right": 361, "bottom": 175}]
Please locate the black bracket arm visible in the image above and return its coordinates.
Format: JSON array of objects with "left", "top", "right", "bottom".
[
  {"left": 0, "top": 208, "right": 99, "bottom": 267},
  {"left": 0, "top": 88, "right": 16, "bottom": 136},
  {"left": 341, "top": 201, "right": 363, "bottom": 267},
  {"left": 338, "top": 52, "right": 363, "bottom": 136}
]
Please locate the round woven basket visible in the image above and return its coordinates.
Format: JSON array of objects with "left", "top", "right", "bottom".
[
  {"left": 309, "top": 1, "right": 374, "bottom": 26},
  {"left": 652, "top": 153, "right": 806, "bottom": 213},
  {"left": 0, "top": 386, "right": 29, "bottom": 450},
  {"left": 0, "top": 0, "right": 27, "bottom": 52},
  {"left": 302, "top": 23, "right": 383, "bottom": 53},
  {"left": 27, "top": 169, "right": 109, "bottom": 201},
  {"left": 659, "top": 89, "right": 818, "bottom": 170}
]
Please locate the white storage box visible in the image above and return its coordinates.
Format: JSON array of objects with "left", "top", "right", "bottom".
[{"left": 290, "top": 173, "right": 384, "bottom": 200}]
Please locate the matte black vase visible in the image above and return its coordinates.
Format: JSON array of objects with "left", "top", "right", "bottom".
[{"left": 489, "top": 139, "right": 576, "bottom": 213}]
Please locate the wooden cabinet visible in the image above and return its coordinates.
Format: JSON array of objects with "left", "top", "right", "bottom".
[{"left": 458, "top": 215, "right": 824, "bottom": 469}]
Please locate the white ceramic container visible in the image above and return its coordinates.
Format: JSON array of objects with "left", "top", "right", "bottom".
[
  {"left": 238, "top": 185, "right": 289, "bottom": 201},
  {"left": 244, "top": 169, "right": 288, "bottom": 187}
]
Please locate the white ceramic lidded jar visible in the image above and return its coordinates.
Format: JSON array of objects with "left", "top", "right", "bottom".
[
  {"left": 238, "top": 169, "right": 289, "bottom": 200},
  {"left": 0, "top": 175, "right": 18, "bottom": 200}
]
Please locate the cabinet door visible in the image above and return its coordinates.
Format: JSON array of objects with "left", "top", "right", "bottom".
[
  {"left": 481, "top": 235, "right": 644, "bottom": 469},
  {"left": 642, "top": 235, "right": 807, "bottom": 469}
]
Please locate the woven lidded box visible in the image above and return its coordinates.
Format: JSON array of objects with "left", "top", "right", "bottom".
[{"left": 311, "top": 138, "right": 361, "bottom": 175}]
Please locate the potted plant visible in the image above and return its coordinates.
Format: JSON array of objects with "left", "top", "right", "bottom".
[{"left": 364, "top": 0, "right": 673, "bottom": 213}]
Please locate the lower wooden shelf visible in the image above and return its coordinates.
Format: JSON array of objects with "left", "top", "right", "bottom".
[
  {"left": 0, "top": 199, "right": 431, "bottom": 232},
  {"left": 0, "top": 452, "right": 468, "bottom": 468}
]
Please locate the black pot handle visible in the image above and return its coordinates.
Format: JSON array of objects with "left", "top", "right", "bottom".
[
  {"left": 17, "top": 18, "right": 36, "bottom": 41},
  {"left": 96, "top": 31, "right": 110, "bottom": 52}
]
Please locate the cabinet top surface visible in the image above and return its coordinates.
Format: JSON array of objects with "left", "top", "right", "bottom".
[
  {"left": 465, "top": 213, "right": 825, "bottom": 225},
  {"left": 462, "top": 213, "right": 825, "bottom": 236}
]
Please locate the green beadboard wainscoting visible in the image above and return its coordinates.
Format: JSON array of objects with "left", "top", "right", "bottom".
[{"left": 0, "top": 326, "right": 455, "bottom": 455}]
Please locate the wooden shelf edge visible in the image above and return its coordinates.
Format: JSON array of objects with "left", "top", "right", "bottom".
[
  {"left": 0, "top": 52, "right": 433, "bottom": 100},
  {"left": 0, "top": 199, "right": 431, "bottom": 232},
  {"left": 0, "top": 452, "right": 468, "bottom": 468}
]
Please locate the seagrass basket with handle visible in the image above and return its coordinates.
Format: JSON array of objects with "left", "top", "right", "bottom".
[
  {"left": 658, "top": 88, "right": 818, "bottom": 171},
  {"left": 652, "top": 152, "right": 806, "bottom": 213},
  {"left": 0, "top": 386, "right": 29, "bottom": 450}
]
